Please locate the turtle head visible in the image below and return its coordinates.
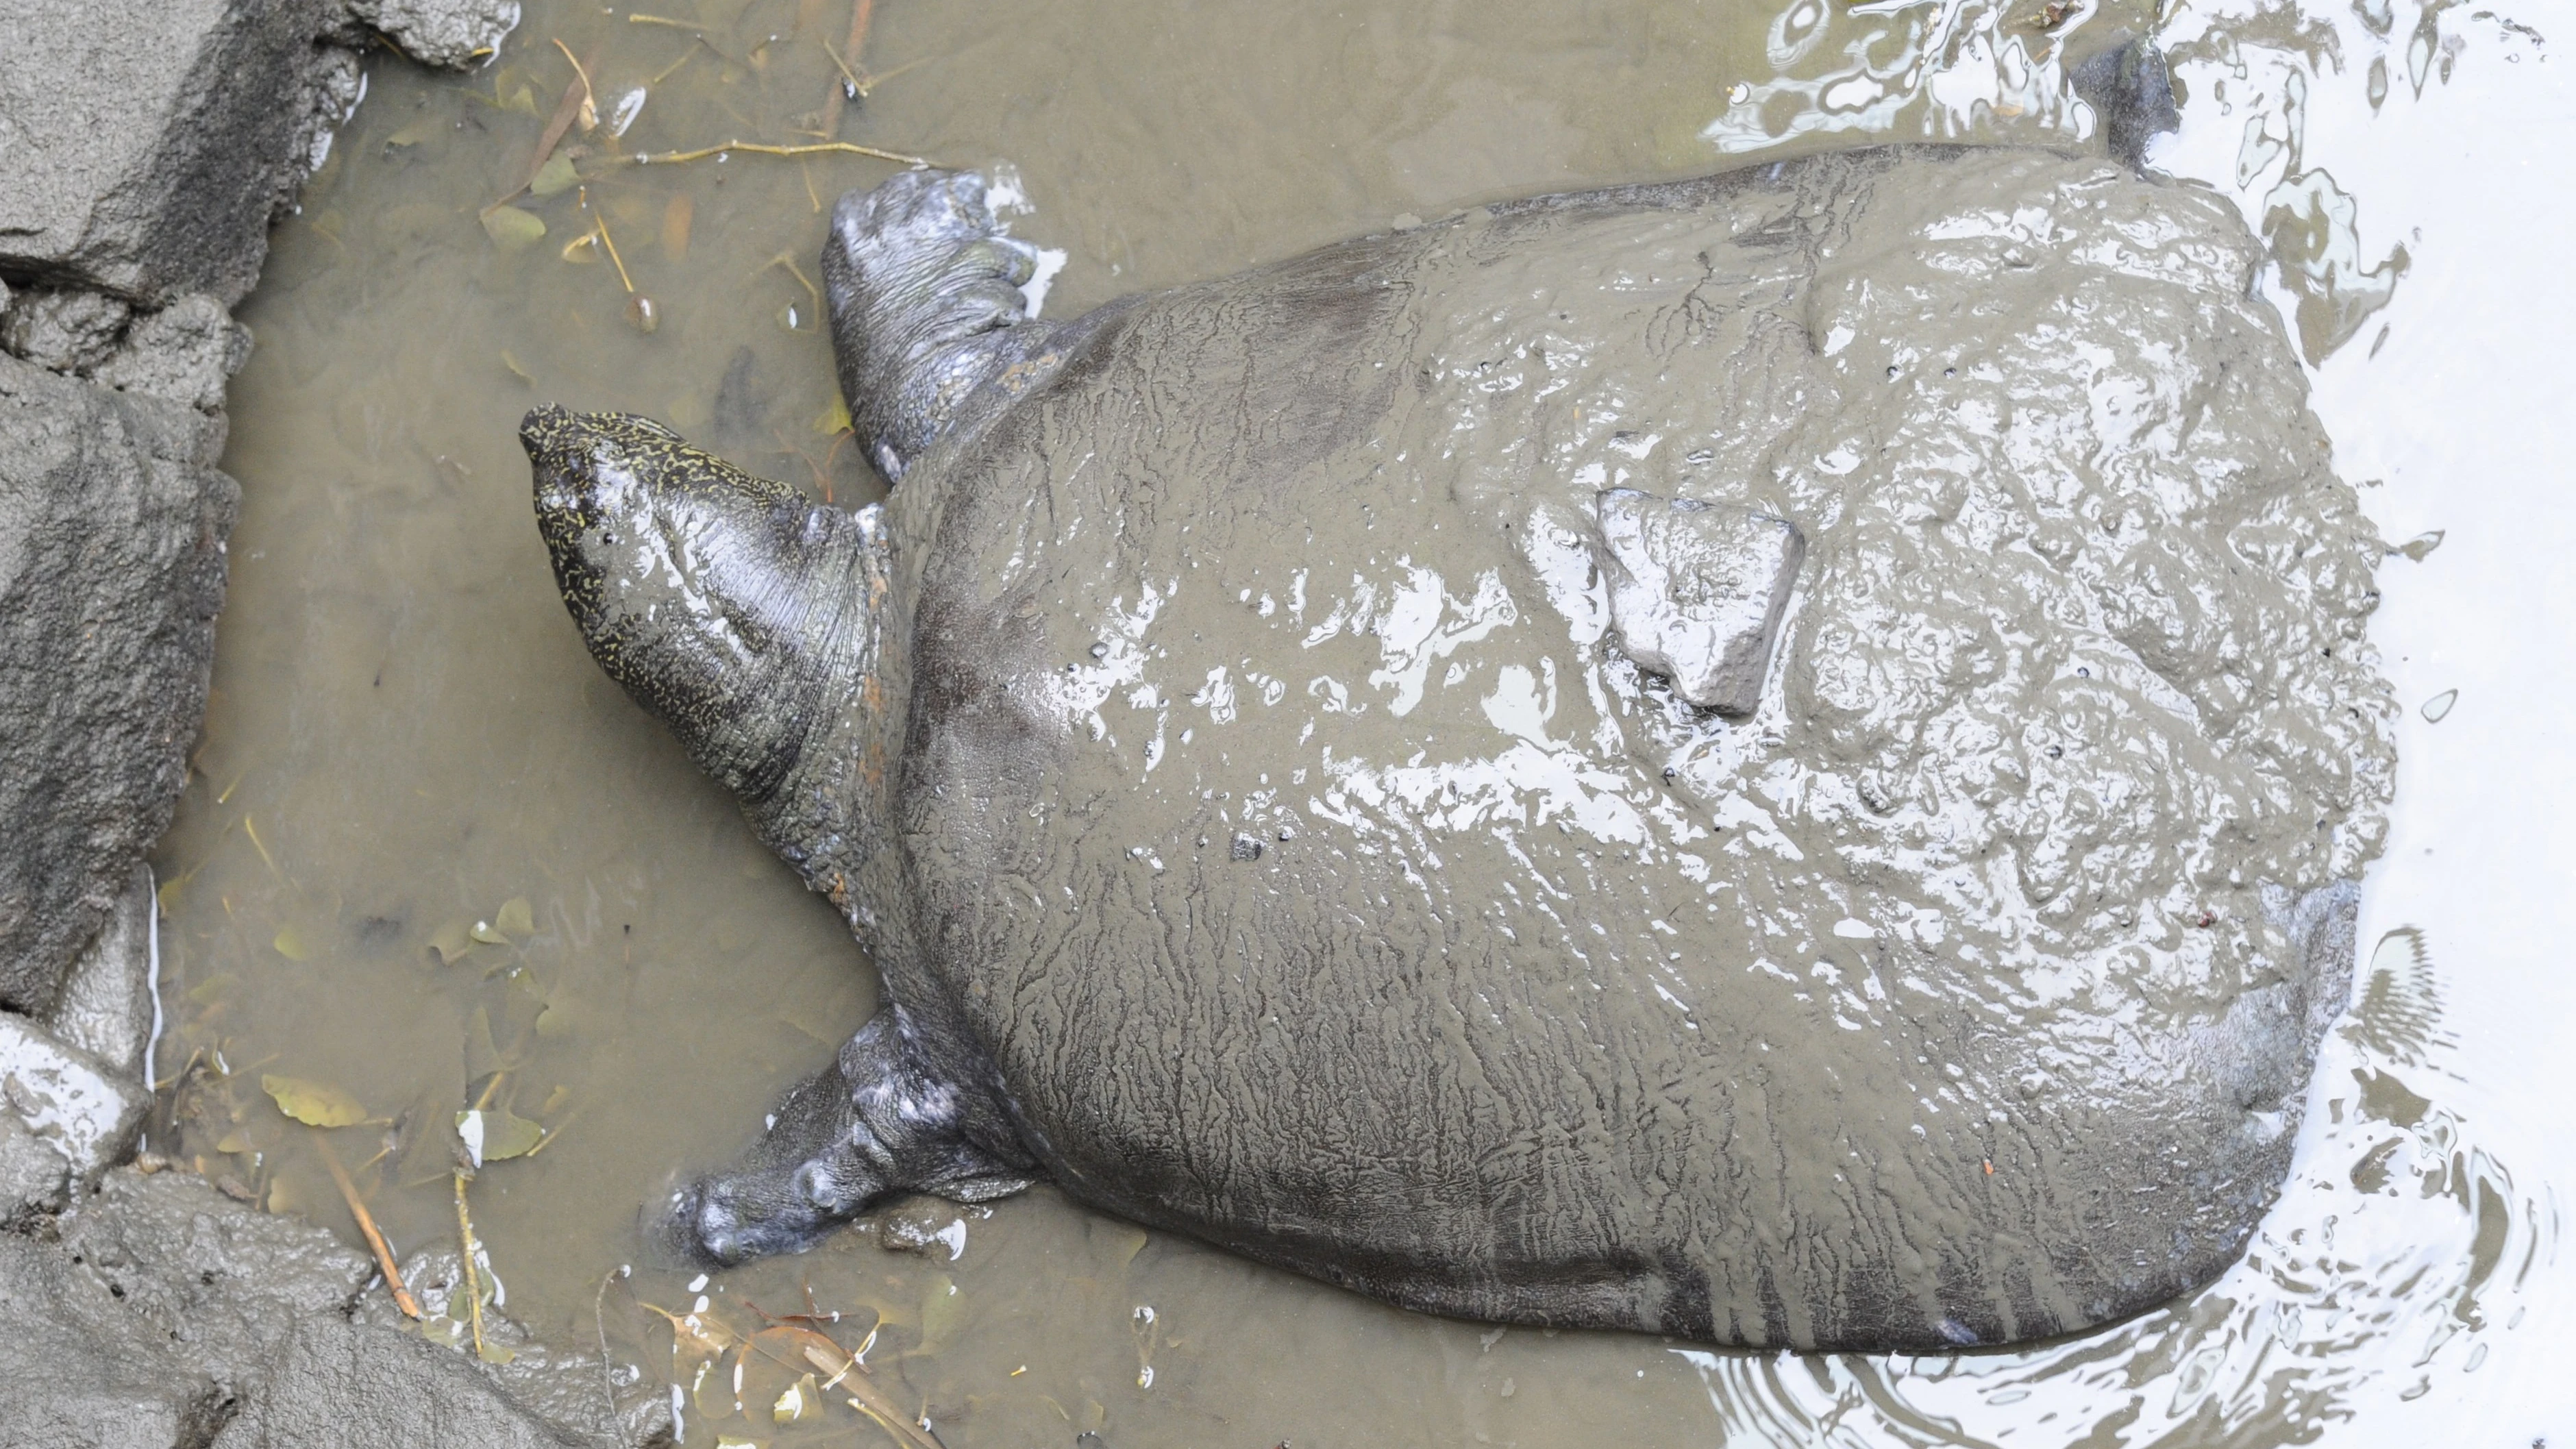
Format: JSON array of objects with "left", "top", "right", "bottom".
[{"left": 522, "top": 404, "right": 886, "bottom": 808}]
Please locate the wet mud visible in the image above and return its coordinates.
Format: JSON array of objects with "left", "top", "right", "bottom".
[{"left": 147, "top": 0, "right": 2565, "bottom": 1444}]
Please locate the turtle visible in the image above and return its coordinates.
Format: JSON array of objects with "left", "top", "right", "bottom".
[{"left": 519, "top": 134, "right": 2394, "bottom": 1352}]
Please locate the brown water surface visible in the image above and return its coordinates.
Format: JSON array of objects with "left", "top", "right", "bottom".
[{"left": 151, "top": 0, "right": 2566, "bottom": 1444}]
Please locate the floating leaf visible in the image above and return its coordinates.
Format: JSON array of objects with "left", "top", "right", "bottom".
[
  {"left": 455, "top": 1108, "right": 544, "bottom": 1167},
  {"left": 560, "top": 232, "right": 600, "bottom": 264},
  {"left": 384, "top": 120, "right": 437, "bottom": 149},
  {"left": 500, "top": 351, "right": 536, "bottom": 385},
  {"left": 214, "top": 1130, "right": 252, "bottom": 1154},
  {"left": 481, "top": 206, "right": 546, "bottom": 248},
  {"left": 478, "top": 1339, "right": 519, "bottom": 1365},
  {"left": 469, "top": 919, "right": 509, "bottom": 945},
  {"left": 264, "top": 1074, "right": 368, "bottom": 1128},
  {"left": 530, "top": 152, "right": 580, "bottom": 197},
  {"left": 272, "top": 925, "right": 310, "bottom": 961},
  {"left": 813, "top": 396, "right": 852, "bottom": 436},
  {"left": 534, "top": 1001, "right": 572, "bottom": 1039},
  {"left": 495, "top": 896, "right": 536, "bottom": 938},
  {"left": 429, "top": 919, "right": 473, "bottom": 963},
  {"left": 503, "top": 82, "right": 538, "bottom": 115}
]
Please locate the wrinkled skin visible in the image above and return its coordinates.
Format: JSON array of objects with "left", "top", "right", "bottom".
[{"left": 523, "top": 136, "right": 2394, "bottom": 1351}]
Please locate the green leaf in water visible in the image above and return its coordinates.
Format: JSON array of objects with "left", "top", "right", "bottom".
[
  {"left": 496, "top": 896, "right": 536, "bottom": 938},
  {"left": 529, "top": 152, "right": 579, "bottom": 197},
  {"left": 455, "top": 1108, "right": 544, "bottom": 1165},
  {"left": 272, "top": 924, "right": 310, "bottom": 961},
  {"left": 263, "top": 1074, "right": 368, "bottom": 1128},
  {"left": 481, "top": 206, "right": 546, "bottom": 249},
  {"left": 469, "top": 919, "right": 509, "bottom": 945},
  {"left": 429, "top": 919, "right": 474, "bottom": 963}
]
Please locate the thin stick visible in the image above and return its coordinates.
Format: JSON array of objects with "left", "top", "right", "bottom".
[
  {"left": 593, "top": 1267, "right": 623, "bottom": 1434},
  {"left": 820, "top": 0, "right": 877, "bottom": 137},
  {"left": 552, "top": 38, "right": 600, "bottom": 130},
  {"left": 319, "top": 1138, "right": 421, "bottom": 1319},
  {"left": 629, "top": 139, "right": 926, "bottom": 168},
  {"left": 454, "top": 1172, "right": 491, "bottom": 1359},
  {"left": 818, "top": 38, "right": 863, "bottom": 97},
  {"left": 626, "top": 12, "right": 703, "bottom": 27},
  {"left": 593, "top": 215, "right": 635, "bottom": 293}
]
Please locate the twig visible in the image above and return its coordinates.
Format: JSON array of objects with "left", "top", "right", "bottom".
[
  {"left": 820, "top": 0, "right": 878, "bottom": 137},
  {"left": 593, "top": 215, "right": 634, "bottom": 293},
  {"left": 320, "top": 1139, "right": 421, "bottom": 1319},
  {"left": 454, "top": 1172, "right": 490, "bottom": 1359},
  {"left": 629, "top": 139, "right": 927, "bottom": 168},
  {"left": 594, "top": 1267, "right": 626, "bottom": 1434},
  {"left": 552, "top": 38, "right": 600, "bottom": 131},
  {"left": 819, "top": 37, "right": 865, "bottom": 96},
  {"left": 764, "top": 252, "right": 823, "bottom": 311}
]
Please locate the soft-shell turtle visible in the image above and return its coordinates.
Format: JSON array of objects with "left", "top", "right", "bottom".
[{"left": 519, "top": 138, "right": 2393, "bottom": 1352}]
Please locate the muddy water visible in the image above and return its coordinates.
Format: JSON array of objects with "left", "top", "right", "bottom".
[{"left": 149, "top": 0, "right": 2568, "bottom": 1444}]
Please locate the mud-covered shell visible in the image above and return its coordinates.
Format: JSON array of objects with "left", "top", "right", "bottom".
[{"left": 876, "top": 146, "right": 2394, "bottom": 1350}]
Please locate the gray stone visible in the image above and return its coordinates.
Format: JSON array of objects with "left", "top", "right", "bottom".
[
  {"left": 345, "top": 0, "right": 525, "bottom": 71},
  {"left": 0, "top": 1167, "right": 591, "bottom": 1448},
  {"left": 211, "top": 1319, "right": 580, "bottom": 1449},
  {"left": 0, "top": 0, "right": 358, "bottom": 307},
  {"left": 0, "top": 1108, "right": 71, "bottom": 1222},
  {"left": 49, "top": 863, "right": 158, "bottom": 1083},
  {"left": 0, "top": 1013, "right": 148, "bottom": 1188},
  {"left": 0, "top": 1229, "right": 226, "bottom": 1449},
  {"left": 0, "top": 286, "right": 132, "bottom": 371},
  {"left": 1596, "top": 489, "right": 1805, "bottom": 715},
  {"left": 0, "top": 351, "right": 235, "bottom": 1016},
  {"left": 94, "top": 294, "right": 256, "bottom": 413}
]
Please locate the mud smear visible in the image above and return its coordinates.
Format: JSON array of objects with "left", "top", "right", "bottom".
[{"left": 150, "top": 0, "right": 2562, "bottom": 1444}]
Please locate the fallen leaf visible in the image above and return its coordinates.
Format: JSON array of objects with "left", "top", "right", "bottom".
[
  {"left": 530, "top": 152, "right": 580, "bottom": 197},
  {"left": 813, "top": 396, "right": 851, "bottom": 435},
  {"left": 496, "top": 896, "right": 536, "bottom": 938},
  {"left": 469, "top": 919, "right": 509, "bottom": 945},
  {"left": 775, "top": 1371, "right": 819, "bottom": 1422},
  {"left": 429, "top": 919, "right": 473, "bottom": 963},
  {"left": 482, "top": 206, "right": 547, "bottom": 248},
  {"left": 264, "top": 1074, "right": 368, "bottom": 1128},
  {"left": 456, "top": 1108, "right": 544, "bottom": 1166},
  {"left": 272, "top": 925, "right": 310, "bottom": 961}
]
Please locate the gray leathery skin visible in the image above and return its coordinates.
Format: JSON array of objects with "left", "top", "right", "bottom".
[{"left": 530, "top": 143, "right": 2395, "bottom": 1351}]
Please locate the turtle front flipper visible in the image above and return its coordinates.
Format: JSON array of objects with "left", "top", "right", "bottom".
[
  {"left": 664, "top": 1008, "right": 1035, "bottom": 1265},
  {"left": 824, "top": 169, "right": 1073, "bottom": 482}
]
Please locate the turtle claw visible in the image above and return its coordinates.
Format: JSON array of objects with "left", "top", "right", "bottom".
[{"left": 824, "top": 169, "right": 1066, "bottom": 481}]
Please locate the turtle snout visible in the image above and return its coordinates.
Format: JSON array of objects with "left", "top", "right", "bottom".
[{"left": 521, "top": 404, "right": 605, "bottom": 526}]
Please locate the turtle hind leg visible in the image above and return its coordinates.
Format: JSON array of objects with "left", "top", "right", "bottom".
[
  {"left": 823, "top": 169, "right": 1063, "bottom": 482},
  {"left": 661, "top": 1008, "right": 1034, "bottom": 1266}
]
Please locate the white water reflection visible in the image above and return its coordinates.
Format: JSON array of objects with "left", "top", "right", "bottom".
[
  {"left": 1702, "top": 0, "right": 2100, "bottom": 153},
  {"left": 1673, "top": 0, "right": 2571, "bottom": 1441}
]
